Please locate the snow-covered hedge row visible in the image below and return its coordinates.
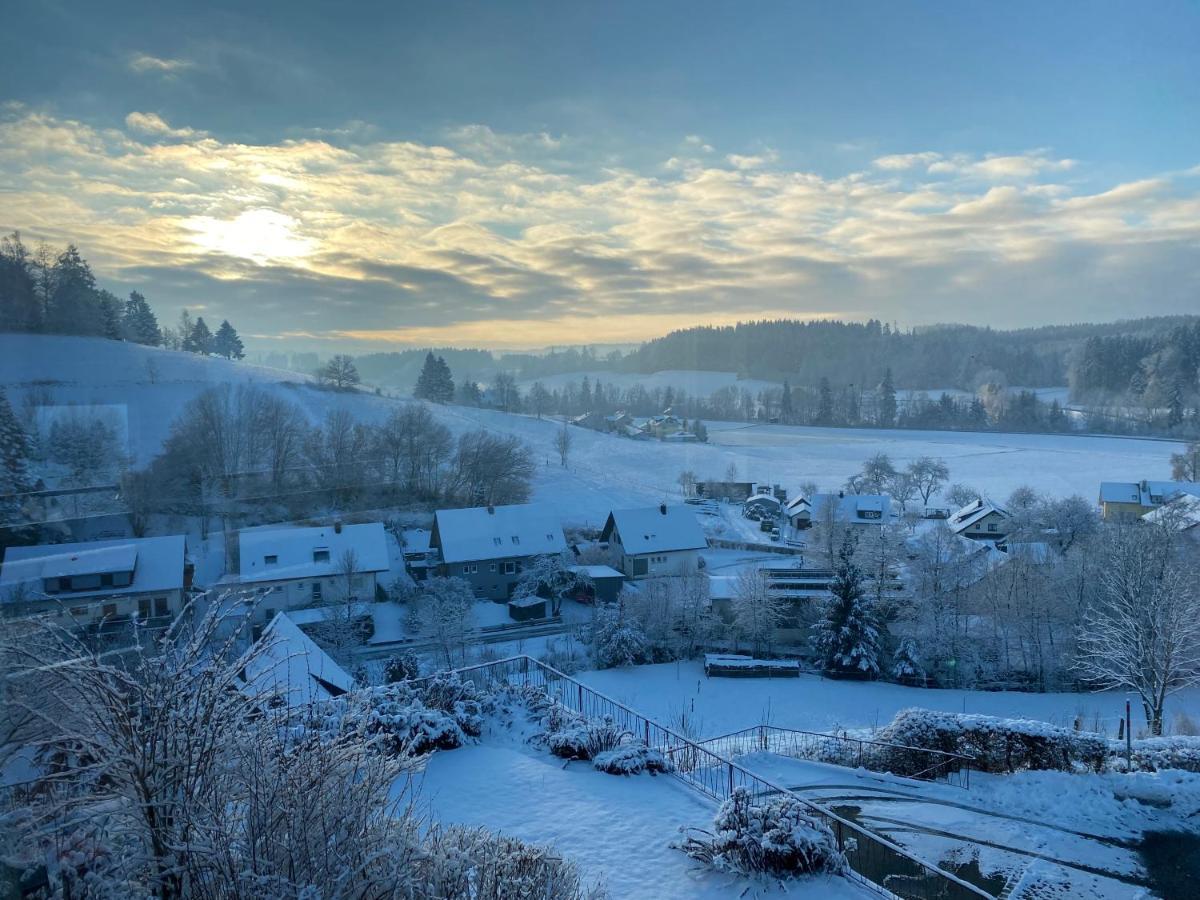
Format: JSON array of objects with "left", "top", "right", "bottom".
[
  {"left": 1126, "top": 736, "right": 1200, "bottom": 773},
  {"left": 875, "top": 708, "right": 1109, "bottom": 773},
  {"left": 528, "top": 696, "right": 673, "bottom": 776},
  {"left": 675, "top": 788, "right": 846, "bottom": 878}
]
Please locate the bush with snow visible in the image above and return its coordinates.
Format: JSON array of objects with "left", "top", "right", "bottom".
[
  {"left": 876, "top": 708, "right": 1108, "bottom": 774},
  {"left": 545, "top": 716, "right": 628, "bottom": 761},
  {"left": 676, "top": 787, "right": 846, "bottom": 878},
  {"left": 416, "top": 672, "right": 486, "bottom": 737},
  {"left": 1126, "top": 736, "right": 1200, "bottom": 773},
  {"left": 592, "top": 743, "right": 671, "bottom": 775}
]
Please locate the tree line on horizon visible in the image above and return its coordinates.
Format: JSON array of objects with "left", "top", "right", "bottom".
[{"left": 0, "top": 233, "right": 246, "bottom": 360}]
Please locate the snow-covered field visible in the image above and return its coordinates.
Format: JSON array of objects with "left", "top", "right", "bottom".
[
  {"left": 1, "top": 334, "right": 1185, "bottom": 528},
  {"left": 574, "top": 659, "right": 1200, "bottom": 740}
]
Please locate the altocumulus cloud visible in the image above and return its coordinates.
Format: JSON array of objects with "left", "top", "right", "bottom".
[{"left": 0, "top": 107, "right": 1198, "bottom": 348}]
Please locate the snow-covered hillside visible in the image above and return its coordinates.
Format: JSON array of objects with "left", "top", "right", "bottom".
[{"left": 0, "top": 334, "right": 1184, "bottom": 527}]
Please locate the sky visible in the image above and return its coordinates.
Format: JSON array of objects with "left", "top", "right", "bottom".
[{"left": 1, "top": 0, "right": 1198, "bottom": 352}]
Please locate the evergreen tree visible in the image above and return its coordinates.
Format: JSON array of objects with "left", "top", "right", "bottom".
[
  {"left": 815, "top": 377, "right": 834, "bottom": 425},
  {"left": 878, "top": 368, "right": 897, "bottom": 427},
  {"left": 812, "top": 531, "right": 880, "bottom": 679},
  {"left": 0, "top": 232, "right": 42, "bottom": 332},
  {"left": 184, "top": 316, "right": 213, "bottom": 354},
  {"left": 97, "top": 290, "right": 123, "bottom": 340},
  {"left": 891, "top": 637, "right": 926, "bottom": 686},
  {"left": 121, "top": 291, "right": 161, "bottom": 345},
  {"left": 780, "top": 380, "right": 794, "bottom": 422},
  {"left": 0, "top": 389, "right": 33, "bottom": 524},
  {"left": 46, "top": 244, "right": 100, "bottom": 335},
  {"left": 212, "top": 320, "right": 245, "bottom": 359},
  {"left": 414, "top": 352, "right": 454, "bottom": 402},
  {"left": 456, "top": 379, "right": 483, "bottom": 406}
]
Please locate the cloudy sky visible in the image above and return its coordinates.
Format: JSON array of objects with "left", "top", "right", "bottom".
[{"left": 2, "top": 1, "right": 1198, "bottom": 351}]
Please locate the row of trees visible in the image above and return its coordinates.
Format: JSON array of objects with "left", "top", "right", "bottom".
[
  {"left": 1, "top": 233, "right": 246, "bottom": 359},
  {"left": 132, "top": 386, "right": 535, "bottom": 533}
]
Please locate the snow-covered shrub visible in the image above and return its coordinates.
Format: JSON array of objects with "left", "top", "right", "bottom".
[
  {"left": 591, "top": 601, "right": 648, "bottom": 668},
  {"left": 546, "top": 716, "right": 629, "bottom": 761},
  {"left": 1126, "top": 736, "right": 1200, "bottom": 773},
  {"left": 419, "top": 825, "right": 602, "bottom": 899},
  {"left": 891, "top": 637, "right": 926, "bottom": 686},
  {"left": 417, "top": 672, "right": 485, "bottom": 737},
  {"left": 312, "top": 686, "right": 470, "bottom": 755},
  {"left": 876, "top": 708, "right": 1108, "bottom": 774},
  {"left": 592, "top": 743, "right": 671, "bottom": 775},
  {"left": 383, "top": 650, "right": 422, "bottom": 683},
  {"left": 676, "top": 788, "right": 846, "bottom": 878}
]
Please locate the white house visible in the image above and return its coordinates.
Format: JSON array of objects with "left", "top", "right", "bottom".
[
  {"left": 600, "top": 504, "right": 708, "bottom": 578},
  {"left": 947, "top": 498, "right": 1011, "bottom": 542},
  {"left": 430, "top": 503, "right": 568, "bottom": 600},
  {"left": 792, "top": 492, "right": 897, "bottom": 529},
  {"left": 237, "top": 522, "right": 389, "bottom": 620},
  {"left": 0, "top": 535, "right": 188, "bottom": 628},
  {"left": 239, "top": 612, "right": 354, "bottom": 710}
]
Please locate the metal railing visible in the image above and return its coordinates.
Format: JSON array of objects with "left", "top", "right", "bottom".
[
  {"left": 420, "top": 655, "right": 992, "bottom": 900},
  {"left": 697, "top": 725, "right": 973, "bottom": 789}
]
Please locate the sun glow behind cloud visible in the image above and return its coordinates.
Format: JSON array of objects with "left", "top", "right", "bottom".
[{"left": 0, "top": 106, "right": 1198, "bottom": 347}]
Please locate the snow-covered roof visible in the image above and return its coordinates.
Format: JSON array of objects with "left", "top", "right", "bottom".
[
  {"left": 744, "top": 494, "right": 782, "bottom": 510},
  {"left": 239, "top": 613, "right": 354, "bottom": 709},
  {"left": 1, "top": 535, "right": 186, "bottom": 602},
  {"left": 239, "top": 523, "right": 389, "bottom": 584},
  {"left": 947, "top": 498, "right": 1009, "bottom": 533},
  {"left": 602, "top": 504, "right": 708, "bottom": 555},
  {"left": 1098, "top": 480, "right": 1200, "bottom": 506},
  {"left": 432, "top": 504, "right": 567, "bottom": 564},
  {"left": 569, "top": 564, "right": 624, "bottom": 579},
  {"left": 1143, "top": 493, "right": 1200, "bottom": 530},
  {"left": 809, "top": 493, "right": 897, "bottom": 524},
  {"left": 784, "top": 495, "right": 811, "bottom": 515}
]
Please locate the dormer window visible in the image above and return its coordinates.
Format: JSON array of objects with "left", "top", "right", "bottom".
[
  {"left": 493, "top": 537, "right": 502, "bottom": 546},
  {"left": 264, "top": 555, "right": 278, "bottom": 565},
  {"left": 313, "top": 549, "right": 330, "bottom": 563},
  {"left": 511, "top": 535, "right": 520, "bottom": 545}
]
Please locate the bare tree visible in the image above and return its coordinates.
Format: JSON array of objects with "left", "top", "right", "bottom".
[
  {"left": 317, "top": 354, "right": 360, "bottom": 390},
  {"left": 409, "top": 576, "right": 475, "bottom": 668},
  {"left": 1171, "top": 440, "right": 1199, "bottom": 482},
  {"left": 554, "top": 420, "right": 573, "bottom": 467},
  {"left": 1075, "top": 520, "right": 1200, "bottom": 734},
  {"left": 448, "top": 429, "right": 535, "bottom": 506},
  {"left": 906, "top": 456, "right": 950, "bottom": 506},
  {"left": 732, "top": 568, "right": 787, "bottom": 656}
]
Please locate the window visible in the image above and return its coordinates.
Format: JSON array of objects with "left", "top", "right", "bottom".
[
  {"left": 112, "top": 570, "right": 132, "bottom": 587},
  {"left": 493, "top": 537, "right": 502, "bottom": 546},
  {"left": 312, "top": 582, "right": 323, "bottom": 600},
  {"left": 502, "top": 562, "right": 516, "bottom": 575},
  {"left": 462, "top": 563, "right": 478, "bottom": 574},
  {"left": 102, "top": 603, "right": 117, "bottom": 619},
  {"left": 138, "top": 597, "right": 151, "bottom": 619},
  {"left": 546, "top": 533, "right": 554, "bottom": 541},
  {"left": 71, "top": 573, "right": 102, "bottom": 590},
  {"left": 313, "top": 548, "right": 330, "bottom": 563},
  {"left": 264, "top": 554, "right": 278, "bottom": 565},
  {"left": 154, "top": 597, "right": 169, "bottom": 616},
  {"left": 511, "top": 535, "right": 520, "bottom": 545},
  {"left": 43, "top": 577, "right": 62, "bottom": 593},
  {"left": 987, "top": 523, "right": 999, "bottom": 532},
  {"left": 489, "top": 563, "right": 497, "bottom": 572}
]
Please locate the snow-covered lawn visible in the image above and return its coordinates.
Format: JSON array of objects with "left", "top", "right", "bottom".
[
  {"left": 4, "top": 335, "right": 1185, "bottom": 528},
  {"left": 574, "top": 659, "right": 1200, "bottom": 739},
  {"left": 417, "top": 743, "right": 873, "bottom": 899}
]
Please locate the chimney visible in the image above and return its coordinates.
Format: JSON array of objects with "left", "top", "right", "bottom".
[
  {"left": 487, "top": 505, "right": 495, "bottom": 515},
  {"left": 838, "top": 490, "right": 844, "bottom": 499},
  {"left": 334, "top": 520, "right": 343, "bottom": 534},
  {"left": 659, "top": 503, "right": 667, "bottom": 515}
]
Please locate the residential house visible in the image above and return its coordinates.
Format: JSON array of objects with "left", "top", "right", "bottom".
[
  {"left": 237, "top": 522, "right": 389, "bottom": 621},
  {"left": 430, "top": 503, "right": 567, "bottom": 601},
  {"left": 947, "top": 498, "right": 1011, "bottom": 542},
  {"left": 567, "top": 564, "right": 626, "bottom": 603},
  {"left": 0, "top": 534, "right": 189, "bottom": 628},
  {"left": 239, "top": 612, "right": 354, "bottom": 710},
  {"left": 1098, "top": 480, "right": 1200, "bottom": 520},
  {"left": 793, "top": 492, "right": 898, "bottom": 529},
  {"left": 1143, "top": 493, "right": 1200, "bottom": 546},
  {"left": 600, "top": 504, "right": 708, "bottom": 578},
  {"left": 696, "top": 480, "right": 757, "bottom": 502}
]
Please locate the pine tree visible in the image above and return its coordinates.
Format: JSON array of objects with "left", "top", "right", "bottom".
[
  {"left": 122, "top": 291, "right": 161, "bottom": 345},
  {"left": 0, "top": 389, "right": 33, "bottom": 523},
  {"left": 816, "top": 377, "right": 834, "bottom": 425},
  {"left": 891, "top": 637, "right": 926, "bottom": 686},
  {"left": 415, "top": 353, "right": 454, "bottom": 402},
  {"left": 184, "top": 316, "right": 213, "bottom": 354},
  {"left": 212, "top": 320, "right": 245, "bottom": 359},
  {"left": 813, "top": 531, "right": 880, "bottom": 679},
  {"left": 46, "top": 245, "right": 100, "bottom": 335},
  {"left": 780, "top": 380, "right": 794, "bottom": 423},
  {"left": 97, "top": 290, "right": 123, "bottom": 339},
  {"left": 878, "top": 368, "right": 897, "bottom": 427}
]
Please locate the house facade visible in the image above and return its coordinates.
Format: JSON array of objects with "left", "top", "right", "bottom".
[
  {"left": 600, "top": 504, "right": 708, "bottom": 578},
  {"left": 237, "top": 522, "right": 389, "bottom": 621},
  {"left": 0, "top": 535, "right": 189, "bottom": 629},
  {"left": 430, "top": 503, "right": 568, "bottom": 601},
  {"left": 947, "top": 498, "right": 1011, "bottom": 542},
  {"left": 791, "top": 492, "right": 897, "bottom": 530},
  {"left": 1098, "top": 480, "right": 1200, "bottom": 520}
]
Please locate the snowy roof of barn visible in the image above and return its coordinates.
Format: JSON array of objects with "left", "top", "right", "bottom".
[
  {"left": 239, "top": 612, "right": 354, "bottom": 708},
  {"left": 1, "top": 535, "right": 186, "bottom": 601},
  {"left": 601, "top": 505, "right": 708, "bottom": 554},
  {"left": 238, "top": 523, "right": 389, "bottom": 584},
  {"left": 569, "top": 565, "right": 625, "bottom": 579},
  {"left": 947, "top": 498, "right": 1009, "bottom": 533},
  {"left": 432, "top": 504, "right": 567, "bottom": 564}
]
